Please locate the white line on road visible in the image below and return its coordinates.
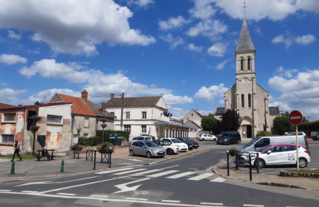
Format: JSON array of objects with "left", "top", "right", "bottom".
[
  {"left": 125, "top": 197, "right": 148, "bottom": 201},
  {"left": 166, "top": 171, "right": 197, "bottom": 179},
  {"left": 162, "top": 200, "right": 180, "bottom": 203},
  {"left": 200, "top": 202, "right": 223, "bottom": 205},
  {"left": 147, "top": 170, "right": 179, "bottom": 178},
  {"left": 243, "top": 205, "right": 264, "bottom": 207},
  {"left": 310, "top": 168, "right": 316, "bottom": 170},
  {"left": 129, "top": 159, "right": 143, "bottom": 162},
  {"left": 0, "top": 190, "right": 12, "bottom": 192},
  {"left": 113, "top": 168, "right": 147, "bottom": 175},
  {"left": 89, "top": 194, "right": 109, "bottom": 199},
  {"left": 16, "top": 176, "right": 98, "bottom": 187},
  {"left": 57, "top": 193, "right": 76, "bottom": 196},
  {"left": 187, "top": 173, "right": 213, "bottom": 181},
  {"left": 21, "top": 191, "right": 39, "bottom": 193},
  {"left": 95, "top": 168, "right": 133, "bottom": 174},
  {"left": 210, "top": 178, "right": 225, "bottom": 183},
  {"left": 128, "top": 169, "right": 163, "bottom": 176}
]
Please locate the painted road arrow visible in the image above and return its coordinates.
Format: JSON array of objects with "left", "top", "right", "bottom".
[{"left": 113, "top": 178, "right": 150, "bottom": 194}]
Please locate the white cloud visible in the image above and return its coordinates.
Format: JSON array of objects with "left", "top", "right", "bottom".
[
  {"left": 207, "top": 42, "right": 227, "bottom": 57},
  {"left": 0, "top": 0, "right": 155, "bottom": 56},
  {"left": 0, "top": 82, "right": 8, "bottom": 86},
  {"left": 189, "top": 0, "right": 217, "bottom": 20},
  {"left": 163, "top": 94, "right": 193, "bottom": 105},
  {"left": 272, "top": 34, "right": 316, "bottom": 48},
  {"left": 218, "top": 99, "right": 224, "bottom": 105},
  {"left": 160, "top": 34, "right": 184, "bottom": 49},
  {"left": 268, "top": 95, "right": 291, "bottom": 112},
  {"left": 127, "top": 0, "right": 154, "bottom": 8},
  {"left": 166, "top": 105, "right": 189, "bottom": 120},
  {"left": 186, "top": 19, "right": 227, "bottom": 39},
  {"left": 7, "top": 30, "right": 22, "bottom": 40},
  {"left": 216, "top": 59, "right": 229, "bottom": 70},
  {"left": 254, "top": 26, "right": 263, "bottom": 35},
  {"left": 27, "top": 88, "right": 80, "bottom": 104},
  {"left": 194, "top": 83, "right": 228, "bottom": 102},
  {"left": 275, "top": 66, "right": 298, "bottom": 78},
  {"left": 158, "top": 16, "right": 190, "bottom": 30},
  {"left": 0, "top": 54, "right": 27, "bottom": 65},
  {"left": 188, "top": 43, "right": 203, "bottom": 52},
  {"left": 0, "top": 88, "right": 27, "bottom": 105}
]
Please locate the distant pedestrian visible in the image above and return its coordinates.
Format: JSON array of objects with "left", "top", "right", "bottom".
[{"left": 12, "top": 141, "right": 22, "bottom": 161}]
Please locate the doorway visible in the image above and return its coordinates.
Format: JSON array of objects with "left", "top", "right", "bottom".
[
  {"left": 247, "top": 125, "right": 252, "bottom": 138},
  {"left": 242, "top": 125, "right": 252, "bottom": 138}
]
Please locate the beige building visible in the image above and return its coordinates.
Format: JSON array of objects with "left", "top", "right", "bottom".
[
  {"left": 182, "top": 109, "right": 202, "bottom": 137},
  {"left": 214, "top": 17, "right": 280, "bottom": 138}
]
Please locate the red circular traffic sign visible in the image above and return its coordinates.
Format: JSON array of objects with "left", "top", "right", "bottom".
[{"left": 289, "top": 110, "right": 303, "bottom": 125}]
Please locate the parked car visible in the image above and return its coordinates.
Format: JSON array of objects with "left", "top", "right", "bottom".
[
  {"left": 287, "top": 132, "right": 307, "bottom": 139},
  {"left": 132, "top": 136, "right": 153, "bottom": 141},
  {"left": 239, "top": 135, "right": 309, "bottom": 154},
  {"left": 217, "top": 131, "right": 241, "bottom": 145},
  {"left": 153, "top": 140, "right": 179, "bottom": 155},
  {"left": 239, "top": 144, "right": 310, "bottom": 168},
  {"left": 129, "top": 140, "right": 166, "bottom": 158},
  {"left": 197, "top": 134, "right": 217, "bottom": 141},
  {"left": 140, "top": 134, "right": 157, "bottom": 140},
  {"left": 161, "top": 138, "right": 188, "bottom": 152},
  {"left": 312, "top": 132, "right": 319, "bottom": 141},
  {"left": 176, "top": 137, "right": 199, "bottom": 150}
]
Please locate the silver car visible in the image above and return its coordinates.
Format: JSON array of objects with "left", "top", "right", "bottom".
[{"left": 129, "top": 141, "right": 166, "bottom": 158}]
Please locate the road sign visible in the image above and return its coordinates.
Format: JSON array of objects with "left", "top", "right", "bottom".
[{"left": 289, "top": 110, "right": 303, "bottom": 126}]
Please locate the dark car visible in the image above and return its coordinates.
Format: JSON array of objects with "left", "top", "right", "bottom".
[
  {"left": 217, "top": 131, "right": 241, "bottom": 145},
  {"left": 176, "top": 137, "right": 199, "bottom": 150}
]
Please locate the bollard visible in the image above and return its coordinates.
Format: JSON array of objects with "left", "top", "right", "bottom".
[
  {"left": 86, "top": 150, "right": 88, "bottom": 161},
  {"left": 256, "top": 153, "right": 260, "bottom": 174},
  {"left": 61, "top": 160, "right": 64, "bottom": 172},
  {"left": 235, "top": 151, "right": 239, "bottom": 170},
  {"left": 249, "top": 151, "right": 252, "bottom": 181},
  {"left": 11, "top": 161, "right": 15, "bottom": 174},
  {"left": 226, "top": 150, "right": 229, "bottom": 176},
  {"left": 93, "top": 148, "right": 96, "bottom": 170},
  {"left": 109, "top": 147, "right": 112, "bottom": 168}
]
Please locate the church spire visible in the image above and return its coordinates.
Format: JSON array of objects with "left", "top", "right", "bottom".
[{"left": 235, "top": 17, "right": 255, "bottom": 54}]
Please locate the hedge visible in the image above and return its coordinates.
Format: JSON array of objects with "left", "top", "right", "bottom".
[
  {"left": 78, "top": 136, "right": 102, "bottom": 146},
  {"left": 256, "top": 131, "right": 272, "bottom": 137},
  {"left": 298, "top": 121, "right": 319, "bottom": 131},
  {"left": 96, "top": 130, "right": 130, "bottom": 141}
]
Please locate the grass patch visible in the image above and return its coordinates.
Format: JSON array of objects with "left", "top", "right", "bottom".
[
  {"left": 287, "top": 169, "right": 319, "bottom": 174},
  {"left": 0, "top": 154, "right": 63, "bottom": 160}
]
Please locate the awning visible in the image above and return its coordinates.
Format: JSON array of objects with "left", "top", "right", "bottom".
[{"left": 154, "top": 122, "right": 197, "bottom": 130}]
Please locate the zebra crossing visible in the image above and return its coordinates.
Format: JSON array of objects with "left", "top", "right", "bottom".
[{"left": 95, "top": 166, "right": 226, "bottom": 183}]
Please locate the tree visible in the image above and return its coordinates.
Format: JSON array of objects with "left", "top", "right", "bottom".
[
  {"left": 220, "top": 109, "right": 241, "bottom": 131},
  {"left": 273, "top": 116, "right": 294, "bottom": 135},
  {"left": 201, "top": 114, "right": 220, "bottom": 134}
]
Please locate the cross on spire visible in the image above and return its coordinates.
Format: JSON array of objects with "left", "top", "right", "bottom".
[{"left": 243, "top": 0, "right": 247, "bottom": 18}]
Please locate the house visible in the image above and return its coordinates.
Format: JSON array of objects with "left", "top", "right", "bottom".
[
  {"left": 49, "top": 90, "right": 116, "bottom": 143},
  {"left": 0, "top": 102, "right": 72, "bottom": 155},
  {"left": 182, "top": 109, "right": 203, "bottom": 137},
  {"left": 104, "top": 93, "right": 196, "bottom": 140},
  {"left": 0, "top": 103, "right": 16, "bottom": 108}
]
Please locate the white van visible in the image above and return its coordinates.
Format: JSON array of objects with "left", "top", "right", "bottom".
[{"left": 239, "top": 135, "right": 310, "bottom": 154}]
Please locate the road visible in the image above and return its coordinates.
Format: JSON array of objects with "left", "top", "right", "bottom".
[{"left": 0, "top": 141, "right": 318, "bottom": 207}]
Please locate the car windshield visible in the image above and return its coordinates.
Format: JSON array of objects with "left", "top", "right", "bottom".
[
  {"left": 144, "top": 141, "right": 158, "bottom": 147},
  {"left": 256, "top": 145, "right": 271, "bottom": 152},
  {"left": 180, "top": 138, "right": 189, "bottom": 142},
  {"left": 172, "top": 139, "right": 182, "bottom": 143},
  {"left": 221, "top": 132, "right": 231, "bottom": 137},
  {"left": 246, "top": 137, "right": 261, "bottom": 147}
]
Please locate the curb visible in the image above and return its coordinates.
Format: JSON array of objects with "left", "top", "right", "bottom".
[{"left": 1, "top": 147, "right": 209, "bottom": 181}]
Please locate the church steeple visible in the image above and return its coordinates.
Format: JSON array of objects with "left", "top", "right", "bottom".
[{"left": 235, "top": 17, "right": 255, "bottom": 55}]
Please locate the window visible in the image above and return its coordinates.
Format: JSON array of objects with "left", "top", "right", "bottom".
[
  {"left": 84, "top": 116, "right": 89, "bottom": 128},
  {"left": 255, "top": 138, "right": 270, "bottom": 148},
  {"left": 284, "top": 145, "right": 296, "bottom": 151},
  {"left": 240, "top": 58, "right": 244, "bottom": 71},
  {"left": 47, "top": 115, "right": 62, "bottom": 124},
  {"left": 142, "top": 125, "right": 146, "bottom": 133},
  {"left": 126, "top": 112, "right": 130, "bottom": 119},
  {"left": 3, "top": 113, "right": 16, "bottom": 122},
  {"left": 271, "top": 146, "right": 283, "bottom": 153},
  {"left": 248, "top": 94, "right": 251, "bottom": 107},
  {"left": 83, "top": 133, "right": 88, "bottom": 137},
  {"left": 1, "top": 135, "right": 14, "bottom": 144},
  {"left": 142, "top": 112, "right": 146, "bottom": 119},
  {"left": 241, "top": 94, "right": 245, "bottom": 107},
  {"left": 124, "top": 125, "right": 131, "bottom": 132},
  {"left": 110, "top": 112, "right": 114, "bottom": 115},
  {"left": 247, "top": 57, "right": 251, "bottom": 70}
]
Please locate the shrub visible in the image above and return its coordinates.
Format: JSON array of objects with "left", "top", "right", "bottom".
[
  {"left": 98, "top": 143, "right": 114, "bottom": 153},
  {"left": 78, "top": 136, "right": 103, "bottom": 146},
  {"left": 256, "top": 131, "right": 272, "bottom": 137},
  {"left": 98, "top": 142, "right": 113, "bottom": 146},
  {"left": 227, "top": 148, "right": 238, "bottom": 156},
  {"left": 70, "top": 144, "right": 83, "bottom": 151}
]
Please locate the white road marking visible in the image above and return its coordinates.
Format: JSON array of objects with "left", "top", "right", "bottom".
[
  {"left": 187, "top": 173, "right": 213, "bottom": 181},
  {"left": 162, "top": 200, "right": 180, "bottom": 203},
  {"left": 125, "top": 197, "right": 148, "bottom": 201},
  {"left": 17, "top": 176, "right": 97, "bottom": 187},
  {"left": 166, "top": 171, "right": 197, "bottom": 179},
  {"left": 21, "top": 191, "right": 38, "bottom": 193},
  {"left": 147, "top": 170, "right": 179, "bottom": 178},
  {"left": 0, "top": 190, "right": 12, "bottom": 192},
  {"left": 129, "top": 159, "right": 143, "bottom": 162},
  {"left": 200, "top": 202, "right": 223, "bottom": 205},
  {"left": 310, "top": 168, "right": 316, "bottom": 170},
  {"left": 210, "top": 178, "right": 225, "bottom": 183},
  {"left": 113, "top": 168, "right": 147, "bottom": 175},
  {"left": 95, "top": 168, "right": 133, "bottom": 174},
  {"left": 57, "top": 193, "right": 76, "bottom": 196},
  {"left": 243, "top": 205, "right": 264, "bottom": 207},
  {"left": 113, "top": 178, "right": 150, "bottom": 194},
  {"left": 129, "top": 169, "right": 163, "bottom": 176},
  {"left": 89, "top": 194, "right": 109, "bottom": 199}
]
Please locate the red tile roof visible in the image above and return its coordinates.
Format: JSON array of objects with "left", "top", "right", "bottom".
[
  {"left": 0, "top": 102, "right": 16, "bottom": 109},
  {"left": 57, "top": 94, "right": 96, "bottom": 116}
]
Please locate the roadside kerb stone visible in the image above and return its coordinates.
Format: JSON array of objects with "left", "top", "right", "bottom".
[{"left": 280, "top": 170, "right": 319, "bottom": 178}]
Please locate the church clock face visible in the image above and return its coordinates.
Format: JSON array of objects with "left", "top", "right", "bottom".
[{"left": 243, "top": 78, "right": 249, "bottom": 83}]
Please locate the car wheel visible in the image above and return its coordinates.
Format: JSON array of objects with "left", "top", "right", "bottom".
[
  {"left": 255, "top": 159, "right": 265, "bottom": 168},
  {"left": 130, "top": 150, "right": 134, "bottom": 156},
  {"left": 202, "top": 138, "right": 205, "bottom": 141},
  {"left": 167, "top": 148, "right": 173, "bottom": 155},
  {"left": 146, "top": 152, "right": 152, "bottom": 158},
  {"left": 299, "top": 158, "right": 307, "bottom": 168}
]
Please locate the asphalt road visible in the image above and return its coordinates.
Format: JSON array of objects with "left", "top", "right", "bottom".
[{"left": 0, "top": 141, "right": 318, "bottom": 207}]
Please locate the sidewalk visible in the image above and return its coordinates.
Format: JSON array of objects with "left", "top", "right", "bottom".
[{"left": 0, "top": 146, "right": 208, "bottom": 180}]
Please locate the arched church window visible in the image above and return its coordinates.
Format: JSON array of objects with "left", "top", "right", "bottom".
[
  {"left": 240, "top": 58, "right": 244, "bottom": 71},
  {"left": 248, "top": 94, "right": 251, "bottom": 107},
  {"left": 241, "top": 94, "right": 244, "bottom": 107},
  {"left": 248, "top": 57, "right": 251, "bottom": 71}
]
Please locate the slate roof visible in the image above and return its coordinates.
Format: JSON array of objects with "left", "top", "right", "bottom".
[
  {"left": 183, "top": 120, "right": 201, "bottom": 129},
  {"left": 87, "top": 101, "right": 116, "bottom": 118},
  {"left": 105, "top": 96, "right": 162, "bottom": 108},
  {"left": 236, "top": 17, "right": 256, "bottom": 53},
  {"left": 215, "top": 107, "right": 225, "bottom": 115},
  {"left": 269, "top": 106, "right": 280, "bottom": 115},
  {"left": 0, "top": 102, "right": 15, "bottom": 109}
]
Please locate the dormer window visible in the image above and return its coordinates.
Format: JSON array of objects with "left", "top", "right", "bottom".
[
  {"left": 240, "top": 58, "right": 244, "bottom": 71},
  {"left": 248, "top": 57, "right": 251, "bottom": 71}
]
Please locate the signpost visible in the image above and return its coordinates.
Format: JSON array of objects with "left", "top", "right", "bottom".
[{"left": 289, "top": 110, "right": 303, "bottom": 171}]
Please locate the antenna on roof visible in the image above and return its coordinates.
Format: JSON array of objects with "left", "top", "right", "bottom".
[{"left": 243, "top": 0, "right": 247, "bottom": 18}]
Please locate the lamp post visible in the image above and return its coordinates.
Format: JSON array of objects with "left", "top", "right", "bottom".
[
  {"left": 31, "top": 101, "right": 41, "bottom": 155},
  {"left": 100, "top": 118, "right": 108, "bottom": 144}
]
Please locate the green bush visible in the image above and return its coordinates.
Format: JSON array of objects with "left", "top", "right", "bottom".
[
  {"left": 256, "top": 131, "right": 273, "bottom": 137},
  {"left": 78, "top": 136, "right": 103, "bottom": 146},
  {"left": 299, "top": 121, "right": 319, "bottom": 131}
]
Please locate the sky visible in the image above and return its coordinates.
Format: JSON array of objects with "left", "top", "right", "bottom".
[{"left": 0, "top": 0, "right": 319, "bottom": 120}]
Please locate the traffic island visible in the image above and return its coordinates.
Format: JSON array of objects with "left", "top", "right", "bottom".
[{"left": 280, "top": 170, "right": 319, "bottom": 178}]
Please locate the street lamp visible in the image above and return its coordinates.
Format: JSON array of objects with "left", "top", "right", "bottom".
[
  {"left": 31, "top": 101, "right": 41, "bottom": 155},
  {"left": 35, "top": 101, "right": 40, "bottom": 116}
]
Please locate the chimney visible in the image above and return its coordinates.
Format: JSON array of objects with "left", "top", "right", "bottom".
[
  {"left": 101, "top": 101, "right": 106, "bottom": 109},
  {"left": 110, "top": 93, "right": 114, "bottom": 99},
  {"left": 81, "top": 89, "right": 88, "bottom": 103}
]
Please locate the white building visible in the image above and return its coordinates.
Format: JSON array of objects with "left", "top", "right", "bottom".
[{"left": 104, "top": 94, "right": 196, "bottom": 140}]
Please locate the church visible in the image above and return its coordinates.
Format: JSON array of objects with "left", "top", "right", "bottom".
[{"left": 214, "top": 17, "right": 281, "bottom": 139}]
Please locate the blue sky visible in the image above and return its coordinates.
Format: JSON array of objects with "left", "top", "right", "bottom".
[{"left": 0, "top": 0, "right": 319, "bottom": 120}]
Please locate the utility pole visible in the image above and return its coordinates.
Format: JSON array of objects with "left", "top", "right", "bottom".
[{"left": 120, "top": 93, "right": 124, "bottom": 131}]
